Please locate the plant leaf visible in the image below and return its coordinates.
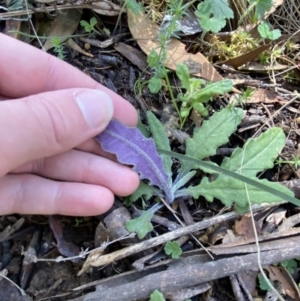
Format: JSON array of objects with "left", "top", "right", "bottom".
[
  {"left": 210, "top": 0, "right": 233, "bottom": 19},
  {"left": 249, "top": 0, "right": 273, "bottom": 19},
  {"left": 176, "top": 63, "right": 191, "bottom": 92},
  {"left": 178, "top": 108, "right": 243, "bottom": 178},
  {"left": 96, "top": 120, "right": 173, "bottom": 202},
  {"left": 164, "top": 241, "right": 182, "bottom": 259},
  {"left": 159, "top": 149, "right": 300, "bottom": 207},
  {"left": 258, "top": 273, "right": 274, "bottom": 291},
  {"left": 148, "top": 77, "right": 162, "bottom": 94},
  {"left": 147, "top": 111, "right": 173, "bottom": 180},
  {"left": 258, "top": 21, "right": 281, "bottom": 40},
  {"left": 221, "top": 127, "right": 285, "bottom": 177},
  {"left": 198, "top": 15, "right": 226, "bottom": 33},
  {"left": 182, "top": 176, "right": 294, "bottom": 208},
  {"left": 125, "top": 210, "right": 153, "bottom": 239},
  {"left": 172, "top": 170, "right": 196, "bottom": 194},
  {"left": 150, "top": 290, "right": 166, "bottom": 301},
  {"left": 128, "top": 182, "right": 162, "bottom": 205},
  {"left": 190, "top": 79, "right": 233, "bottom": 103}
]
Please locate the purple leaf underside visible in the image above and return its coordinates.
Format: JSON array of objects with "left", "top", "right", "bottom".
[{"left": 95, "top": 120, "right": 173, "bottom": 202}]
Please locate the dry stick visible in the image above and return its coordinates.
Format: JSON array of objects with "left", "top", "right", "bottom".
[
  {"left": 0, "top": 2, "right": 121, "bottom": 18},
  {"left": 78, "top": 204, "right": 273, "bottom": 275},
  {"left": 72, "top": 236, "right": 300, "bottom": 301}
]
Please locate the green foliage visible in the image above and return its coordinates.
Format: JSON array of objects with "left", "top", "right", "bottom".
[
  {"left": 258, "top": 21, "right": 281, "bottom": 41},
  {"left": 137, "top": 111, "right": 150, "bottom": 137},
  {"left": 122, "top": 0, "right": 144, "bottom": 14},
  {"left": 148, "top": 77, "right": 163, "bottom": 94},
  {"left": 176, "top": 63, "right": 233, "bottom": 123},
  {"left": 127, "top": 182, "right": 162, "bottom": 206},
  {"left": 195, "top": 0, "right": 233, "bottom": 33},
  {"left": 276, "top": 155, "right": 300, "bottom": 169},
  {"left": 51, "top": 37, "right": 66, "bottom": 60},
  {"left": 280, "top": 259, "right": 298, "bottom": 273},
  {"left": 126, "top": 108, "right": 296, "bottom": 237},
  {"left": 80, "top": 17, "right": 97, "bottom": 33},
  {"left": 179, "top": 127, "right": 293, "bottom": 211},
  {"left": 146, "top": 0, "right": 186, "bottom": 94},
  {"left": 221, "top": 128, "right": 286, "bottom": 177},
  {"left": 164, "top": 241, "right": 182, "bottom": 259},
  {"left": 149, "top": 290, "right": 165, "bottom": 301},
  {"left": 147, "top": 111, "right": 172, "bottom": 179},
  {"left": 125, "top": 210, "right": 153, "bottom": 239},
  {"left": 258, "top": 273, "right": 274, "bottom": 291},
  {"left": 178, "top": 107, "right": 244, "bottom": 177},
  {"left": 249, "top": 0, "right": 273, "bottom": 20},
  {"left": 182, "top": 176, "right": 292, "bottom": 212}
]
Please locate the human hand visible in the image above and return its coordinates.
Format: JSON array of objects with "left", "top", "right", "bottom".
[{"left": 0, "top": 33, "right": 139, "bottom": 216}]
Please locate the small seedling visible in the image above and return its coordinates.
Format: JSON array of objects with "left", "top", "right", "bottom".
[
  {"left": 146, "top": 0, "right": 188, "bottom": 94},
  {"left": 51, "top": 37, "right": 66, "bottom": 60},
  {"left": 195, "top": 0, "right": 233, "bottom": 34},
  {"left": 276, "top": 155, "right": 300, "bottom": 169},
  {"left": 230, "top": 87, "right": 254, "bottom": 107},
  {"left": 278, "top": 259, "right": 297, "bottom": 273},
  {"left": 258, "top": 273, "right": 274, "bottom": 291},
  {"left": 149, "top": 290, "right": 165, "bottom": 301},
  {"left": 258, "top": 21, "right": 281, "bottom": 41},
  {"left": 164, "top": 241, "right": 182, "bottom": 259},
  {"left": 80, "top": 17, "right": 98, "bottom": 33},
  {"left": 176, "top": 63, "right": 233, "bottom": 125}
]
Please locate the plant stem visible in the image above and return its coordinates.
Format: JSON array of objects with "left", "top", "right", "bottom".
[{"left": 164, "top": 71, "right": 183, "bottom": 126}]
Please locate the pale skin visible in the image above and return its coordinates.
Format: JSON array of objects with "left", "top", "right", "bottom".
[{"left": 0, "top": 33, "right": 140, "bottom": 216}]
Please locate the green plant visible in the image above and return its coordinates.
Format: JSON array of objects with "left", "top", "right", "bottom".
[
  {"left": 258, "top": 21, "right": 281, "bottom": 41},
  {"left": 124, "top": 108, "right": 295, "bottom": 238},
  {"left": 276, "top": 155, "right": 300, "bottom": 169},
  {"left": 146, "top": 0, "right": 189, "bottom": 94},
  {"left": 149, "top": 290, "right": 165, "bottom": 301},
  {"left": 258, "top": 273, "right": 274, "bottom": 291},
  {"left": 278, "top": 259, "right": 298, "bottom": 273},
  {"left": 119, "top": 0, "right": 144, "bottom": 14},
  {"left": 80, "top": 17, "right": 98, "bottom": 33},
  {"left": 232, "top": 87, "right": 254, "bottom": 107},
  {"left": 239, "top": 0, "right": 274, "bottom": 24},
  {"left": 176, "top": 63, "right": 233, "bottom": 124},
  {"left": 195, "top": 0, "right": 233, "bottom": 34},
  {"left": 51, "top": 37, "right": 66, "bottom": 60},
  {"left": 164, "top": 241, "right": 182, "bottom": 259}
]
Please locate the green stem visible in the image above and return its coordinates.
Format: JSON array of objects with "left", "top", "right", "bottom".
[{"left": 164, "top": 71, "right": 183, "bottom": 126}]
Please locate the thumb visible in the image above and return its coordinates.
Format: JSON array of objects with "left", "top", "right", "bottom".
[{"left": 0, "top": 89, "right": 113, "bottom": 176}]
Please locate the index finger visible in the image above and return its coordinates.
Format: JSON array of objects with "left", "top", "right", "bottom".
[{"left": 0, "top": 33, "right": 138, "bottom": 125}]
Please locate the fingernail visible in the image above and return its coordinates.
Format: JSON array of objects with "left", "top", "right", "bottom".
[{"left": 74, "top": 90, "right": 114, "bottom": 128}]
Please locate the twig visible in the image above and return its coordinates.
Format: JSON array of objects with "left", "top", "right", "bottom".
[{"left": 78, "top": 204, "right": 274, "bottom": 275}]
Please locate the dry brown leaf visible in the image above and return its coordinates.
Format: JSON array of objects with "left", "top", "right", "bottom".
[
  {"left": 265, "top": 266, "right": 300, "bottom": 301},
  {"left": 222, "top": 44, "right": 271, "bottom": 69},
  {"left": 127, "top": 10, "right": 222, "bottom": 82},
  {"left": 245, "top": 88, "right": 282, "bottom": 104},
  {"left": 239, "top": 62, "right": 289, "bottom": 72},
  {"left": 114, "top": 42, "right": 147, "bottom": 70},
  {"left": 43, "top": 9, "right": 82, "bottom": 51},
  {"left": 235, "top": 216, "right": 261, "bottom": 240}
]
